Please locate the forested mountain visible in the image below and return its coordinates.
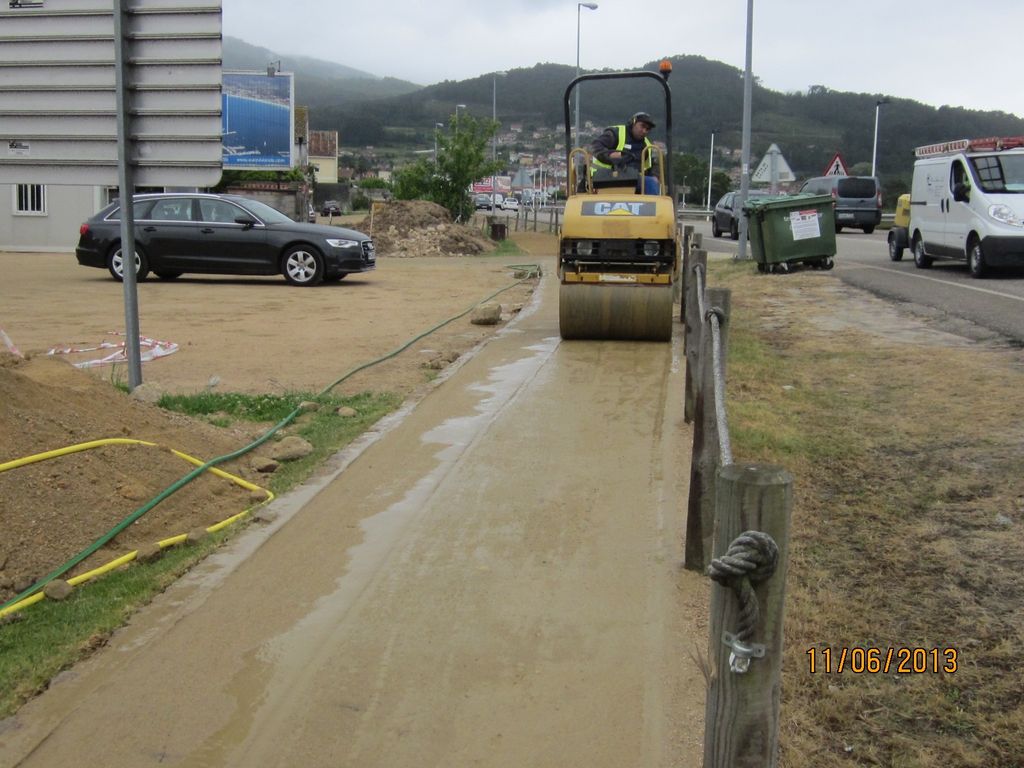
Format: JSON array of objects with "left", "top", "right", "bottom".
[
  {"left": 225, "top": 40, "right": 1024, "bottom": 183},
  {"left": 223, "top": 37, "right": 422, "bottom": 108}
]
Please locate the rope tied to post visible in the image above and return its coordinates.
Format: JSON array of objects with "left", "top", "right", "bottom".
[
  {"left": 708, "top": 530, "right": 779, "bottom": 672},
  {"left": 705, "top": 304, "right": 732, "bottom": 465}
]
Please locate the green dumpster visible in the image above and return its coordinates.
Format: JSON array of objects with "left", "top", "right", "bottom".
[{"left": 742, "top": 194, "right": 837, "bottom": 273}]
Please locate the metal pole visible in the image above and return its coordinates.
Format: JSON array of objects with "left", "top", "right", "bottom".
[
  {"left": 575, "top": 4, "right": 581, "bottom": 147},
  {"left": 574, "top": 3, "right": 597, "bottom": 148},
  {"left": 113, "top": 0, "right": 142, "bottom": 389},
  {"left": 492, "top": 74, "right": 497, "bottom": 207},
  {"left": 706, "top": 132, "right": 715, "bottom": 210},
  {"left": 871, "top": 99, "right": 888, "bottom": 178},
  {"left": 735, "top": 0, "right": 754, "bottom": 261}
]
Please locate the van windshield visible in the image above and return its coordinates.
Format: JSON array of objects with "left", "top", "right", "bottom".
[
  {"left": 970, "top": 154, "right": 1024, "bottom": 193},
  {"left": 837, "top": 178, "right": 877, "bottom": 198}
]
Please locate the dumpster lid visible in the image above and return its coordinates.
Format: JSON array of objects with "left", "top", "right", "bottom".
[{"left": 742, "top": 193, "right": 833, "bottom": 212}]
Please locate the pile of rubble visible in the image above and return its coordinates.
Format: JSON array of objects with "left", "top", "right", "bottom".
[{"left": 357, "top": 200, "right": 495, "bottom": 257}]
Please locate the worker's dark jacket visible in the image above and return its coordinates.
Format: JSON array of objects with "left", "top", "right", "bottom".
[{"left": 589, "top": 125, "right": 653, "bottom": 173}]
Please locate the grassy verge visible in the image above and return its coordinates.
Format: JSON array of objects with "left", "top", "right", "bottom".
[
  {"left": 0, "top": 389, "right": 400, "bottom": 717},
  {"left": 492, "top": 238, "right": 524, "bottom": 257},
  {"left": 712, "top": 261, "right": 1024, "bottom": 766}
]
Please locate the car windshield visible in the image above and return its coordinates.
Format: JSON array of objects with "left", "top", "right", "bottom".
[
  {"left": 230, "top": 198, "right": 293, "bottom": 224},
  {"left": 970, "top": 154, "right": 1024, "bottom": 193}
]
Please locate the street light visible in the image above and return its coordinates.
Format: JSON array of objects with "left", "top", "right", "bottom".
[
  {"left": 735, "top": 0, "right": 754, "bottom": 261},
  {"left": 492, "top": 71, "right": 507, "bottom": 208},
  {"left": 871, "top": 98, "right": 890, "bottom": 178},
  {"left": 575, "top": 2, "right": 598, "bottom": 147}
]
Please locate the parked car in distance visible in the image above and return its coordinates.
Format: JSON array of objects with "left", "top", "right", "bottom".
[
  {"left": 474, "top": 193, "right": 492, "bottom": 210},
  {"left": 320, "top": 200, "right": 342, "bottom": 216},
  {"left": 712, "top": 190, "right": 771, "bottom": 239},
  {"left": 798, "top": 175, "right": 882, "bottom": 233},
  {"left": 76, "top": 193, "right": 375, "bottom": 286},
  {"left": 501, "top": 197, "right": 520, "bottom": 212}
]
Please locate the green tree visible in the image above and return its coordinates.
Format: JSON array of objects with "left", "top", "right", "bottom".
[{"left": 392, "top": 113, "right": 500, "bottom": 221}]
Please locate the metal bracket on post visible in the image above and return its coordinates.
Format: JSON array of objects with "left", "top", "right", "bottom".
[{"left": 722, "top": 631, "right": 765, "bottom": 674}]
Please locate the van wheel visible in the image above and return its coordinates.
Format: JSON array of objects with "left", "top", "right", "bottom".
[
  {"left": 913, "top": 239, "right": 933, "bottom": 269},
  {"left": 835, "top": 223, "right": 843, "bottom": 234},
  {"left": 888, "top": 234, "right": 904, "bottom": 261},
  {"left": 712, "top": 219, "right": 721, "bottom": 237},
  {"left": 862, "top": 225, "right": 875, "bottom": 235},
  {"left": 968, "top": 241, "right": 987, "bottom": 278}
]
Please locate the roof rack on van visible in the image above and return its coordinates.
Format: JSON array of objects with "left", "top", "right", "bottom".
[{"left": 914, "top": 136, "right": 1024, "bottom": 158}]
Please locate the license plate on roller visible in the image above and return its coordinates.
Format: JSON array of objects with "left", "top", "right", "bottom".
[{"left": 598, "top": 274, "right": 637, "bottom": 283}]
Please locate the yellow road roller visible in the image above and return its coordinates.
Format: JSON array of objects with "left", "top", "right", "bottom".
[{"left": 558, "top": 62, "right": 680, "bottom": 341}]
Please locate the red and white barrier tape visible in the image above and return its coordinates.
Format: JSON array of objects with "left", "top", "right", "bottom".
[
  {"left": 0, "top": 327, "right": 24, "bottom": 358},
  {"left": 47, "top": 331, "right": 178, "bottom": 368}
]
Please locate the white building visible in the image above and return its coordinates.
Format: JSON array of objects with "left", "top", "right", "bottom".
[{"left": 0, "top": 183, "right": 106, "bottom": 253}]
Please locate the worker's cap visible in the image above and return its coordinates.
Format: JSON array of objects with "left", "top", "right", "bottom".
[{"left": 630, "top": 112, "right": 656, "bottom": 129}]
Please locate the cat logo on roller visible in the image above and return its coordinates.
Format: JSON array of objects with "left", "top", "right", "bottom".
[
  {"left": 584, "top": 201, "right": 657, "bottom": 216},
  {"left": 558, "top": 61, "right": 681, "bottom": 342}
]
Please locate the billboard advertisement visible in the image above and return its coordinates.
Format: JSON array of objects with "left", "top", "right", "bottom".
[{"left": 222, "top": 71, "right": 294, "bottom": 170}]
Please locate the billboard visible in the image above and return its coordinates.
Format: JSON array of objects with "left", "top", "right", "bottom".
[{"left": 222, "top": 71, "right": 294, "bottom": 170}]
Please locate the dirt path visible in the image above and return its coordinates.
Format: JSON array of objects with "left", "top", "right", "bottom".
[{"left": 0, "top": 272, "right": 707, "bottom": 767}]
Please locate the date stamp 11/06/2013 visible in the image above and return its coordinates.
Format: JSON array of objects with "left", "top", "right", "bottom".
[{"left": 806, "top": 647, "right": 958, "bottom": 675}]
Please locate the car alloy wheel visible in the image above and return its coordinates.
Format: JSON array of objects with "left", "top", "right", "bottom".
[
  {"left": 282, "top": 246, "right": 324, "bottom": 286},
  {"left": 108, "top": 245, "right": 149, "bottom": 282}
]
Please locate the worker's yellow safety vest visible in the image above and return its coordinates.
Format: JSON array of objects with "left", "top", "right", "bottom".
[{"left": 591, "top": 125, "right": 652, "bottom": 174}]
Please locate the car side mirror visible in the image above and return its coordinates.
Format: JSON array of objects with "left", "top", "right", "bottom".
[
  {"left": 234, "top": 216, "right": 257, "bottom": 229},
  {"left": 952, "top": 183, "right": 970, "bottom": 203}
]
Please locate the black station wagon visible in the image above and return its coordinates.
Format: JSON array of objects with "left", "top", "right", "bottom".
[{"left": 75, "top": 193, "right": 375, "bottom": 286}]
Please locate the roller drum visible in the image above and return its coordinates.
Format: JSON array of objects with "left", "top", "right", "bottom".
[{"left": 559, "top": 282, "right": 673, "bottom": 341}]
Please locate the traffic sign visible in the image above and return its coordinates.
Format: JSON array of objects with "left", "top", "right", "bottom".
[
  {"left": 0, "top": 0, "right": 223, "bottom": 186},
  {"left": 752, "top": 143, "right": 794, "bottom": 183},
  {"left": 823, "top": 152, "right": 849, "bottom": 176}
]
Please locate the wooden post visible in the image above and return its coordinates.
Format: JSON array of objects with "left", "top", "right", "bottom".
[
  {"left": 683, "top": 249, "right": 708, "bottom": 424},
  {"left": 704, "top": 464, "right": 792, "bottom": 768},
  {"left": 684, "top": 286, "right": 729, "bottom": 572}
]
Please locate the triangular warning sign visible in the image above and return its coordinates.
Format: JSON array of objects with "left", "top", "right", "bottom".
[
  {"left": 823, "top": 152, "right": 849, "bottom": 176},
  {"left": 752, "top": 143, "right": 795, "bottom": 183}
]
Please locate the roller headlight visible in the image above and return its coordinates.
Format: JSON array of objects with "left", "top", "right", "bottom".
[
  {"left": 988, "top": 204, "right": 1023, "bottom": 227},
  {"left": 575, "top": 240, "right": 593, "bottom": 256},
  {"left": 326, "top": 238, "right": 360, "bottom": 248},
  {"left": 643, "top": 241, "right": 661, "bottom": 257}
]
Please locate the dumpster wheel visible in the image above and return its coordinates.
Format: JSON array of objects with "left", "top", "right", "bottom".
[{"left": 559, "top": 282, "right": 673, "bottom": 341}]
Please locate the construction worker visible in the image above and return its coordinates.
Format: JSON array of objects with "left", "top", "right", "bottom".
[{"left": 589, "top": 111, "right": 660, "bottom": 194}]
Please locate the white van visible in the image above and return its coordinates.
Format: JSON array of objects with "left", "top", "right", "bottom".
[{"left": 909, "top": 137, "right": 1024, "bottom": 277}]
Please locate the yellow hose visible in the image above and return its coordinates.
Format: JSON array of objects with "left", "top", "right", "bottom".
[{"left": 0, "top": 439, "right": 272, "bottom": 618}]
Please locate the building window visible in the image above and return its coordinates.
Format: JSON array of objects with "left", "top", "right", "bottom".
[{"left": 14, "top": 184, "right": 46, "bottom": 215}]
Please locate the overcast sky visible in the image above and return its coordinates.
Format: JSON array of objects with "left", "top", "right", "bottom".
[{"left": 224, "top": 0, "right": 1024, "bottom": 120}]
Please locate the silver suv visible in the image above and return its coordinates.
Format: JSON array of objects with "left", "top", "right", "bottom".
[{"left": 798, "top": 175, "right": 882, "bottom": 234}]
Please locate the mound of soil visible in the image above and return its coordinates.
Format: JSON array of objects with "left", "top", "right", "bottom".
[
  {"left": 0, "top": 353, "right": 263, "bottom": 605},
  {"left": 358, "top": 200, "right": 495, "bottom": 257}
]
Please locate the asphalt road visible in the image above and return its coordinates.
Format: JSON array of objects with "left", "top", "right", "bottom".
[{"left": 686, "top": 217, "right": 1024, "bottom": 343}]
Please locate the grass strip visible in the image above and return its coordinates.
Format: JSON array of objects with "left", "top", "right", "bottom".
[{"left": 712, "top": 260, "right": 1024, "bottom": 767}]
